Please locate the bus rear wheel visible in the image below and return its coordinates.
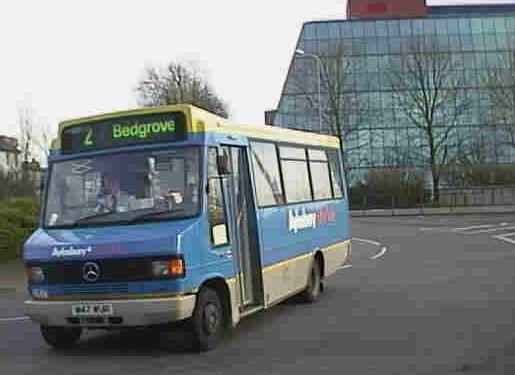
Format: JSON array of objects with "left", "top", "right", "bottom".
[
  {"left": 300, "top": 259, "right": 322, "bottom": 303},
  {"left": 190, "top": 287, "right": 225, "bottom": 351},
  {"left": 40, "top": 325, "right": 82, "bottom": 349}
]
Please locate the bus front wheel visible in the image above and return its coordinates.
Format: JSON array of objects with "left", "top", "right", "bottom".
[
  {"left": 300, "top": 259, "right": 322, "bottom": 303},
  {"left": 40, "top": 325, "right": 82, "bottom": 349},
  {"left": 190, "top": 287, "right": 225, "bottom": 351}
]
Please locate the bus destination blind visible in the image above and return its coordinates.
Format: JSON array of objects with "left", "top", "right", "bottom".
[{"left": 61, "top": 112, "right": 187, "bottom": 153}]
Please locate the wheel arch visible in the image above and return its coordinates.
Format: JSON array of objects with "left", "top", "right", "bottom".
[{"left": 198, "top": 276, "right": 233, "bottom": 327}]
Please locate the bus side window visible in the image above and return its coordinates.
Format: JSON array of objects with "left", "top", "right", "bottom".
[
  {"left": 327, "top": 150, "right": 344, "bottom": 198},
  {"left": 207, "top": 148, "right": 229, "bottom": 246}
]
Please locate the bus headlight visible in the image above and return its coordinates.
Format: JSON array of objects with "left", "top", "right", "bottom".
[
  {"left": 152, "top": 258, "right": 184, "bottom": 278},
  {"left": 28, "top": 267, "right": 45, "bottom": 284}
]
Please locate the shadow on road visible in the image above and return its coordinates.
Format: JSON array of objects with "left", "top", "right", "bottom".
[{"left": 48, "top": 293, "right": 314, "bottom": 356}]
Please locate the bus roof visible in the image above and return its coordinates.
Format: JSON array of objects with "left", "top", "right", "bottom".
[{"left": 52, "top": 104, "right": 341, "bottom": 150}]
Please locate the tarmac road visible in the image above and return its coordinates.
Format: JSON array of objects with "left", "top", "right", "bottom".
[{"left": 2, "top": 214, "right": 515, "bottom": 374}]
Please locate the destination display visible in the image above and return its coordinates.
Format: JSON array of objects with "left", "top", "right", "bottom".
[{"left": 61, "top": 112, "right": 187, "bottom": 153}]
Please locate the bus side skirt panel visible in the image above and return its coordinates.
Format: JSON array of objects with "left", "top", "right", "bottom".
[
  {"left": 321, "top": 240, "right": 352, "bottom": 277},
  {"left": 261, "top": 252, "right": 312, "bottom": 307},
  {"left": 261, "top": 239, "right": 352, "bottom": 308}
]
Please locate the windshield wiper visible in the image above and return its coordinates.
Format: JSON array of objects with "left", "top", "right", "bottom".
[
  {"left": 72, "top": 211, "right": 122, "bottom": 226},
  {"left": 129, "top": 208, "right": 184, "bottom": 222},
  {"left": 69, "top": 207, "right": 185, "bottom": 227}
]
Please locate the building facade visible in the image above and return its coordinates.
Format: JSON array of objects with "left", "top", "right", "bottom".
[
  {"left": 272, "top": 1, "right": 515, "bottom": 186},
  {"left": 0, "top": 136, "right": 21, "bottom": 175}
]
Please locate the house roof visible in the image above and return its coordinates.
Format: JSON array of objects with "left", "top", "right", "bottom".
[{"left": 0, "top": 136, "right": 20, "bottom": 153}]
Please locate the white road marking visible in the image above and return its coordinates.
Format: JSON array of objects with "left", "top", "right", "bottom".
[
  {"left": 452, "top": 224, "right": 497, "bottom": 232},
  {"left": 337, "top": 264, "right": 353, "bottom": 271},
  {"left": 352, "top": 237, "right": 388, "bottom": 261},
  {"left": 0, "top": 316, "right": 30, "bottom": 323},
  {"left": 370, "top": 246, "right": 388, "bottom": 260},
  {"left": 498, "top": 232, "right": 515, "bottom": 238},
  {"left": 421, "top": 224, "right": 511, "bottom": 234},
  {"left": 419, "top": 227, "right": 451, "bottom": 233},
  {"left": 493, "top": 232, "right": 515, "bottom": 245},
  {"left": 419, "top": 220, "right": 515, "bottom": 246},
  {"left": 464, "top": 226, "right": 515, "bottom": 235},
  {"left": 352, "top": 237, "right": 382, "bottom": 247}
]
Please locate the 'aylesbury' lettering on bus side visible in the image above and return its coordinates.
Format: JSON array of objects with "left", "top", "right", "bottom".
[
  {"left": 288, "top": 209, "right": 317, "bottom": 233},
  {"left": 288, "top": 206, "right": 337, "bottom": 234}
]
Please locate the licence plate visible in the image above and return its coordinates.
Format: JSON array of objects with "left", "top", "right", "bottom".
[{"left": 72, "top": 304, "right": 113, "bottom": 317}]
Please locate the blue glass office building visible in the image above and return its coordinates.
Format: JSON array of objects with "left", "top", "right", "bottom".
[{"left": 272, "top": 2, "right": 515, "bottom": 184}]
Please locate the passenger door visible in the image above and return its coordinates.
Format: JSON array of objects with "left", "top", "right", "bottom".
[{"left": 221, "top": 146, "right": 263, "bottom": 309}]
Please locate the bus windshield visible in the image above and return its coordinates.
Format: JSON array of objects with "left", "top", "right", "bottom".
[{"left": 44, "top": 147, "right": 201, "bottom": 228}]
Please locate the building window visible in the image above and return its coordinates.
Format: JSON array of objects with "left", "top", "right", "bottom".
[
  {"left": 458, "top": 18, "right": 471, "bottom": 34},
  {"left": 400, "top": 20, "right": 412, "bottom": 37},
  {"left": 329, "top": 23, "right": 340, "bottom": 38},
  {"left": 375, "top": 20, "right": 388, "bottom": 37},
  {"left": 471, "top": 18, "right": 483, "bottom": 34},
  {"left": 316, "top": 23, "right": 329, "bottom": 39},
  {"left": 387, "top": 20, "right": 401, "bottom": 37},
  {"left": 303, "top": 23, "right": 317, "bottom": 40},
  {"left": 353, "top": 22, "right": 365, "bottom": 38}
]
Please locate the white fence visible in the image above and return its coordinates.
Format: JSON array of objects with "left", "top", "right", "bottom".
[{"left": 440, "top": 186, "right": 515, "bottom": 207}]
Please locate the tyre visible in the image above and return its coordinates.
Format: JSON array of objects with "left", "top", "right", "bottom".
[
  {"left": 40, "top": 325, "right": 82, "bottom": 349},
  {"left": 190, "top": 287, "right": 225, "bottom": 351},
  {"left": 300, "top": 259, "right": 322, "bottom": 303}
]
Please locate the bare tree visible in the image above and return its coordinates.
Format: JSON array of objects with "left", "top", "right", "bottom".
[
  {"left": 444, "top": 134, "right": 488, "bottom": 187},
  {"left": 389, "top": 38, "right": 469, "bottom": 203},
  {"left": 136, "top": 61, "right": 229, "bottom": 118},
  {"left": 487, "top": 51, "right": 515, "bottom": 147},
  {"left": 12, "top": 105, "right": 46, "bottom": 197},
  {"left": 18, "top": 106, "right": 35, "bottom": 164},
  {"left": 33, "top": 122, "right": 54, "bottom": 162},
  {"left": 292, "top": 41, "right": 366, "bottom": 180},
  {"left": 17, "top": 106, "right": 52, "bottom": 166}
]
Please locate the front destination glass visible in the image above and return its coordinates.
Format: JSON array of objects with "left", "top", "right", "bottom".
[{"left": 60, "top": 112, "right": 187, "bottom": 153}]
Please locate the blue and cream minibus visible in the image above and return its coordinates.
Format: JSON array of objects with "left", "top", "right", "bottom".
[{"left": 23, "top": 105, "right": 351, "bottom": 350}]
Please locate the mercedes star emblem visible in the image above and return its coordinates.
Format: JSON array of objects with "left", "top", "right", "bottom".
[{"left": 82, "top": 262, "right": 101, "bottom": 283}]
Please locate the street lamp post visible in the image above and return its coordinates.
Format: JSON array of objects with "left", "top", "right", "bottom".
[{"left": 295, "top": 49, "right": 323, "bottom": 133}]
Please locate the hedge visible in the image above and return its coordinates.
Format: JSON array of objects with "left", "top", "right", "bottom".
[{"left": 0, "top": 197, "right": 39, "bottom": 261}]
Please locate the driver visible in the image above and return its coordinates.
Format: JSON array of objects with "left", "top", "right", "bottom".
[{"left": 96, "top": 174, "right": 120, "bottom": 213}]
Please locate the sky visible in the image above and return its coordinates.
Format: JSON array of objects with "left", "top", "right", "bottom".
[{"left": 0, "top": 0, "right": 513, "bottom": 142}]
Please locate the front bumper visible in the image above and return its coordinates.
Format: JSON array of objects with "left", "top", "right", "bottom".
[{"left": 25, "top": 295, "right": 196, "bottom": 327}]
